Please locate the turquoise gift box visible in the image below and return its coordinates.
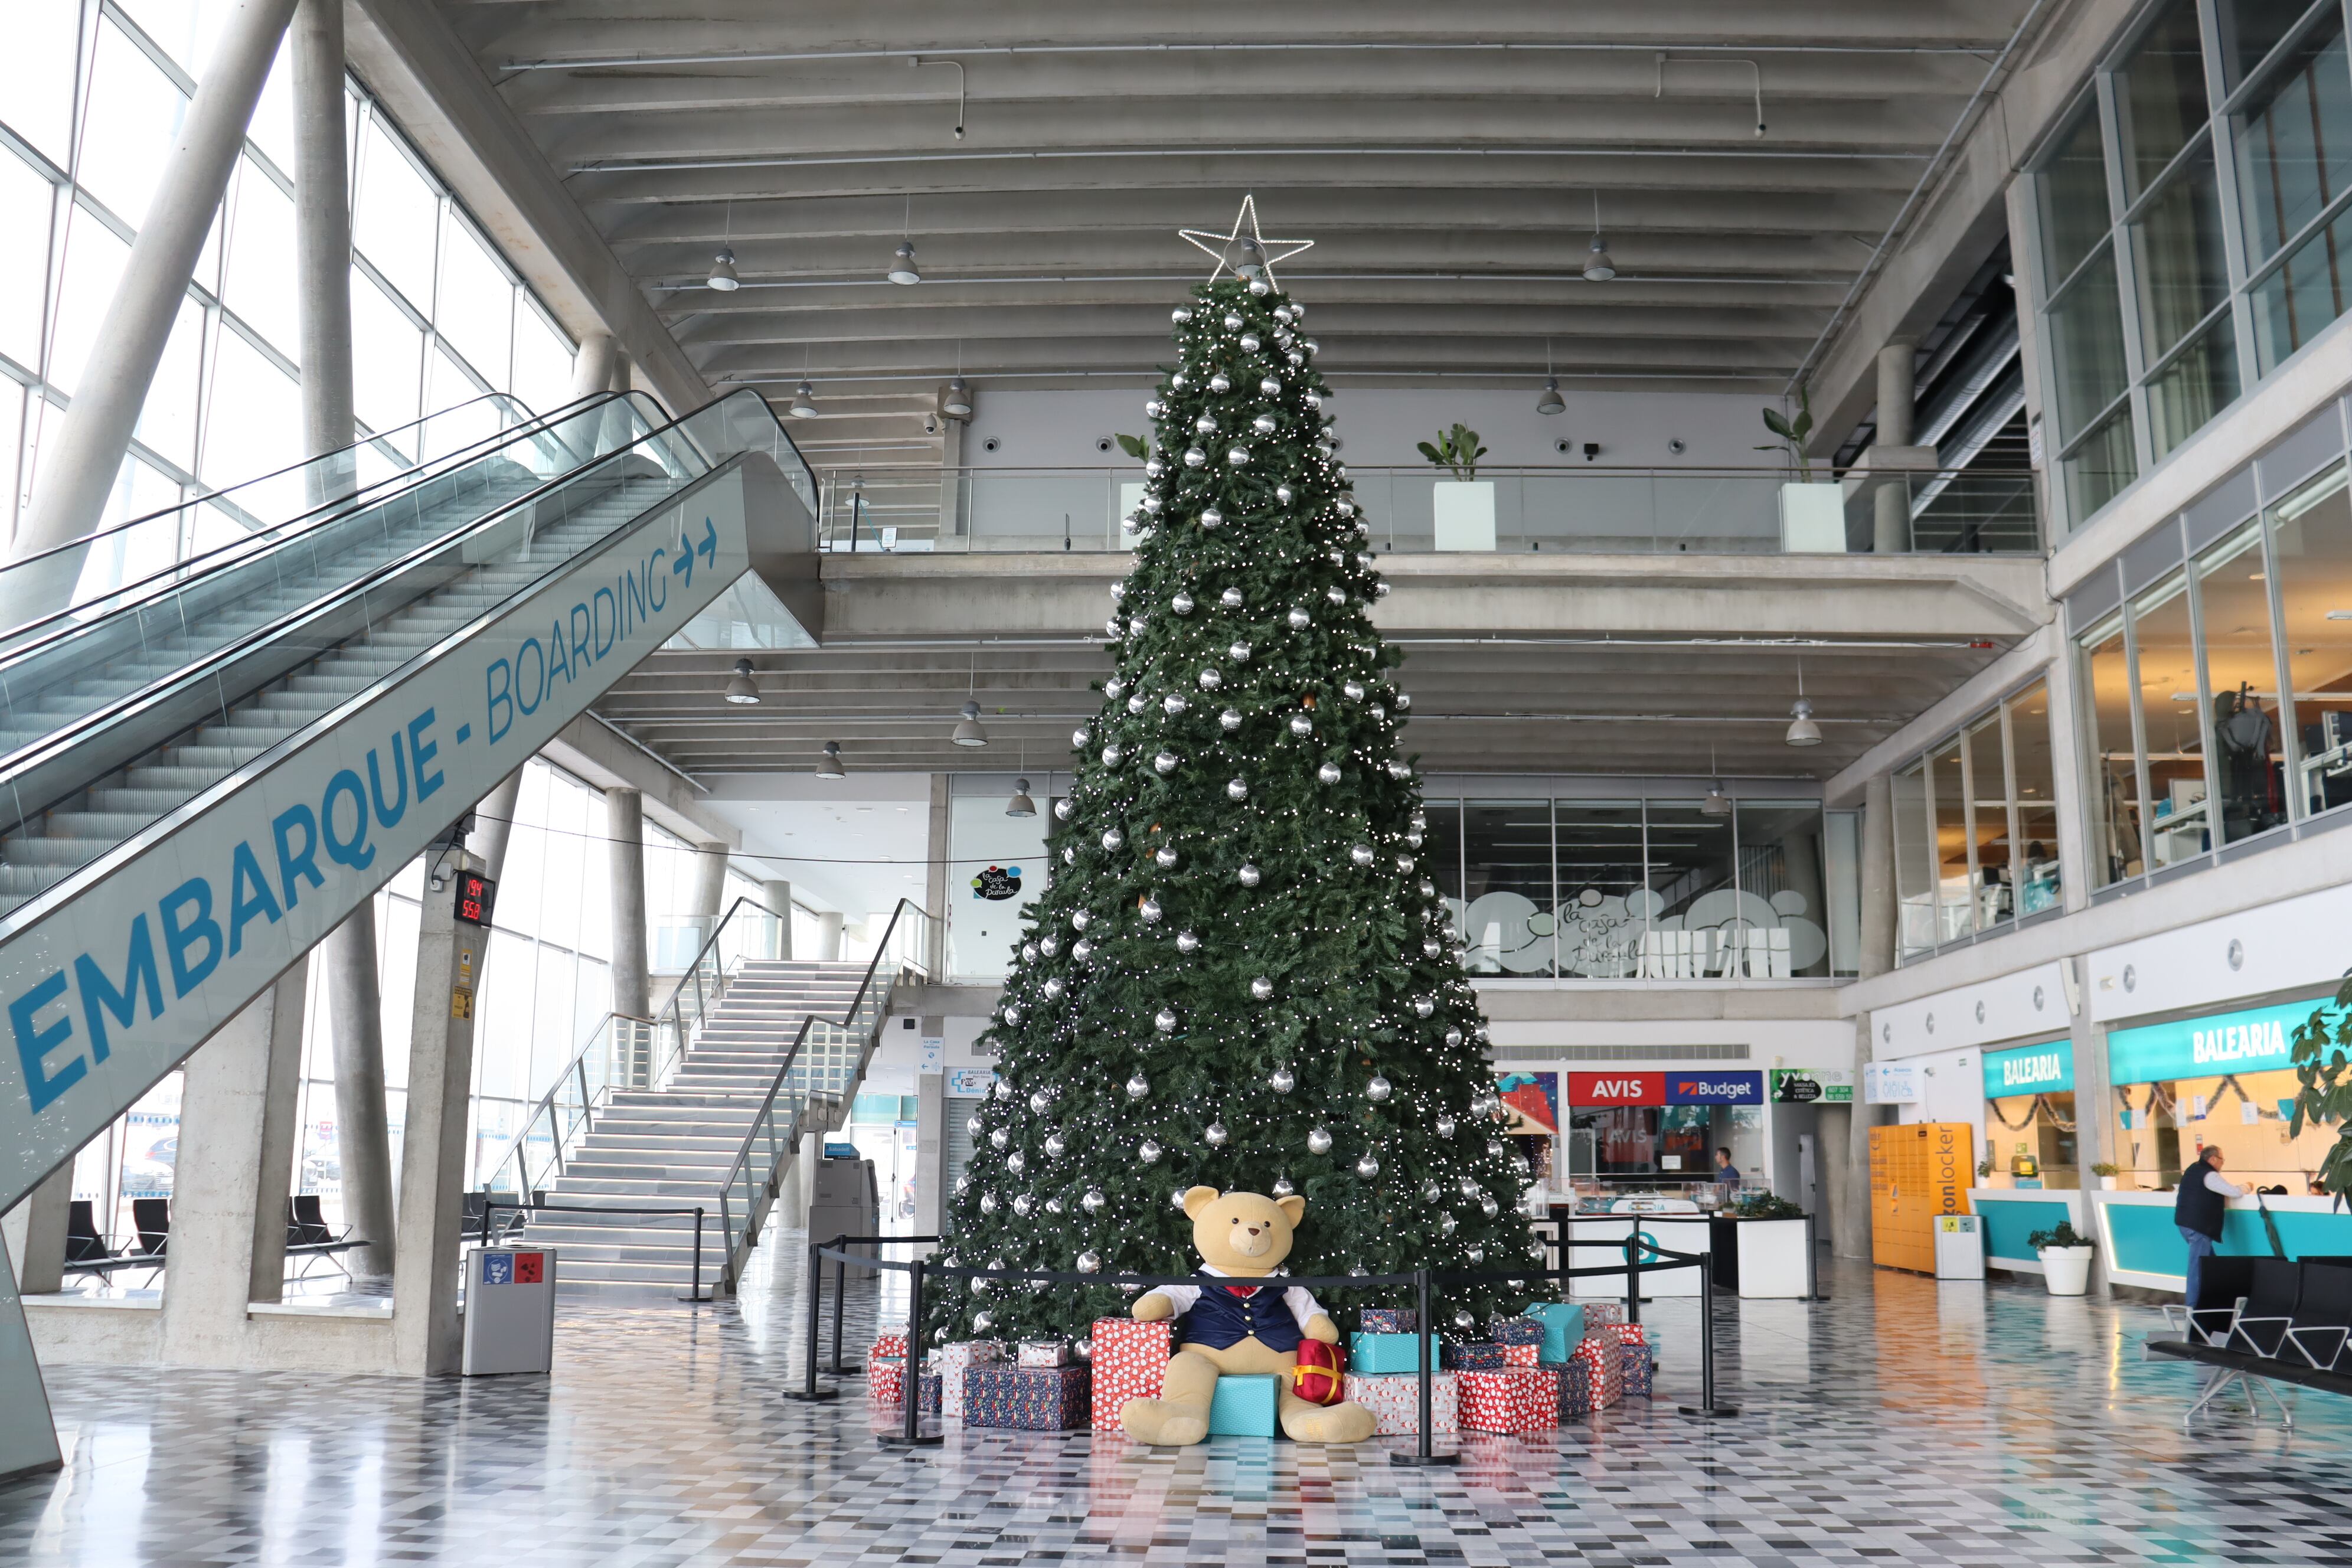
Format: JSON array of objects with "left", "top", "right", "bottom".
[
  {"left": 1350, "top": 1332, "right": 1443, "bottom": 1374},
  {"left": 1207, "top": 1373, "right": 1279, "bottom": 1436},
  {"left": 1523, "top": 1302, "right": 1586, "bottom": 1364}
]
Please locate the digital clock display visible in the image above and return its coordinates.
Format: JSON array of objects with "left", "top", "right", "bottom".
[{"left": 455, "top": 871, "right": 497, "bottom": 927}]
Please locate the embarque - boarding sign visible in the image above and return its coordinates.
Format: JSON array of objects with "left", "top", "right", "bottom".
[{"left": 0, "top": 462, "right": 753, "bottom": 1211}]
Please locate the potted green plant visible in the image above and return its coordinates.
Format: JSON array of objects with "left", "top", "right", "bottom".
[
  {"left": 2091, "top": 1161, "right": 2121, "bottom": 1191},
  {"left": 2026, "top": 1219, "right": 2095, "bottom": 1296},
  {"left": 1417, "top": 423, "right": 1494, "bottom": 550},
  {"left": 1756, "top": 390, "right": 1844, "bottom": 553}
]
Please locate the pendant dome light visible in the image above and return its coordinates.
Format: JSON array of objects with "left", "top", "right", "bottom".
[
  {"left": 789, "top": 380, "right": 818, "bottom": 419},
  {"left": 1583, "top": 191, "right": 1616, "bottom": 282},
  {"left": 952, "top": 700, "right": 990, "bottom": 747},
  {"left": 707, "top": 201, "right": 740, "bottom": 290},
  {"left": 1785, "top": 661, "right": 1822, "bottom": 747},
  {"left": 1701, "top": 746, "right": 1732, "bottom": 816},
  {"left": 1005, "top": 777, "right": 1037, "bottom": 818},
  {"left": 888, "top": 194, "right": 921, "bottom": 284},
  {"left": 942, "top": 375, "right": 974, "bottom": 419},
  {"left": 1537, "top": 377, "right": 1564, "bottom": 416},
  {"left": 723, "top": 658, "right": 760, "bottom": 704},
  {"left": 815, "top": 741, "right": 846, "bottom": 779}
]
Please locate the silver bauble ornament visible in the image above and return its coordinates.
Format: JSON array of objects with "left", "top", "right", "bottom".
[
  {"left": 1040, "top": 935, "right": 1059, "bottom": 956},
  {"left": 1272, "top": 1175, "right": 1295, "bottom": 1197},
  {"left": 1030, "top": 1089, "right": 1051, "bottom": 1114},
  {"left": 1240, "top": 332, "right": 1262, "bottom": 351},
  {"left": 1163, "top": 694, "right": 1188, "bottom": 716},
  {"left": 1250, "top": 976, "right": 1274, "bottom": 1001},
  {"left": 1139, "top": 896, "right": 1164, "bottom": 923},
  {"left": 968, "top": 1115, "right": 984, "bottom": 1136},
  {"left": 1367, "top": 1074, "right": 1393, "bottom": 1102},
  {"left": 1154, "top": 750, "right": 1180, "bottom": 775},
  {"left": 1318, "top": 762, "right": 1343, "bottom": 785},
  {"left": 1413, "top": 997, "right": 1435, "bottom": 1017},
  {"left": 1072, "top": 937, "right": 1094, "bottom": 962},
  {"left": 1175, "top": 929, "right": 1200, "bottom": 953},
  {"left": 1466, "top": 1246, "right": 1484, "bottom": 1264},
  {"left": 996, "top": 1079, "right": 1015, "bottom": 1100},
  {"left": 1198, "top": 667, "right": 1223, "bottom": 690},
  {"left": 1183, "top": 447, "right": 1206, "bottom": 467},
  {"left": 1220, "top": 587, "right": 1244, "bottom": 609},
  {"left": 1138, "top": 1139, "right": 1162, "bottom": 1164},
  {"left": 1055, "top": 797, "right": 1074, "bottom": 820},
  {"left": 1489, "top": 1139, "right": 1512, "bottom": 1161},
  {"left": 1226, "top": 777, "right": 1249, "bottom": 801},
  {"left": 1006, "top": 1151, "right": 1025, "bottom": 1174},
  {"left": 1101, "top": 744, "right": 1123, "bottom": 767},
  {"left": 1288, "top": 607, "right": 1311, "bottom": 631},
  {"left": 1252, "top": 413, "right": 1277, "bottom": 435},
  {"left": 989, "top": 1127, "right": 1010, "bottom": 1149},
  {"left": 1170, "top": 307, "right": 1191, "bottom": 324},
  {"left": 1227, "top": 445, "right": 1250, "bottom": 467},
  {"left": 1223, "top": 311, "right": 1244, "bottom": 331},
  {"left": 1306, "top": 1126, "right": 1334, "bottom": 1155},
  {"left": 1459, "top": 1176, "right": 1481, "bottom": 1198},
  {"left": 1082, "top": 1187, "right": 1106, "bottom": 1213},
  {"left": 1239, "top": 863, "right": 1262, "bottom": 887},
  {"left": 1044, "top": 1133, "right": 1067, "bottom": 1159},
  {"left": 1229, "top": 640, "right": 1252, "bottom": 661},
  {"left": 1435, "top": 1114, "right": 1458, "bottom": 1139},
  {"left": 1127, "top": 1072, "right": 1151, "bottom": 1099},
  {"left": 1041, "top": 978, "right": 1064, "bottom": 1000},
  {"left": 1342, "top": 680, "right": 1366, "bottom": 701},
  {"left": 1021, "top": 942, "right": 1038, "bottom": 963},
  {"left": 973, "top": 1310, "right": 994, "bottom": 1331},
  {"left": 979, "top": 1192, "right": 998, "bottom": 1214},
  {"left": 1422, "top": 1180, "right": 1445, "bottom": 1202},
  {"left": 1350, "top": 844, "right": 1375, "bottom": 867},
  {"left": 1077, "top": 1251, "right": 1102, "bottom": 1274},
  {"left": 1172, "top": 592, "right": 1194, "bottom": 616},
  {"left": 1220, "top": 707, "right": 1242, "bottom": 730},
  {"left": 1154, "top": 1008, "right": 1179, "bottom": 1034},
  {"left": 1356, "top": 1152, "right": 1381, "bottom": 1178},
  {"left": 1012, "top": 1194, "right": 1034, "bottom": 1218},
  {"left": 1326, "top": 586, "right": 1345, "bottom": 606},
  {"left": 1128, "top": 693, "right": 1147, "bottom": 714},
  {"left": 1209, "top": 374, "right": 1231, "bottom": 393},
  {"left": 1194, "top": 413, "right": 1216, "bottom": 435},
  {"left": 1290, "top": 714, "right": 1315, "bottom": 738},
  {"left": 1441, "top": 1214, "right": 1458, "bottom": 1234},
  {"left": 1261, "top": 377, "right": 1282, "bottom": 396},
  {"left": 1002, "top": 1003, "right": 1023, "bottom": 1024},
  {"left": 1482, "top": 1195, "right": 1501, "bottom": 1217},
  {"left": 1200, "top": 507, "right": 1223, "bottom": 528},
  {"left": 1206, "top": 1120, "right": 1229, "bottom": 1147},
  {"left": 1269, "top": 1066, "right": 1295, "bottom": 1094}
]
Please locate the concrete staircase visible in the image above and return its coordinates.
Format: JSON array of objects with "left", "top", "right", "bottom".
[{"left": 520, "top": 961, "right": 881, "bottom": 1295}]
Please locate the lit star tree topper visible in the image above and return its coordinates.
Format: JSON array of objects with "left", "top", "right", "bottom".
[{"left": 926, "top": 197, "right": 1539, "bottom": 1350}]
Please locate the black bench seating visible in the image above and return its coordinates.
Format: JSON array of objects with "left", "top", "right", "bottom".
[{"left": 2148, "top": 1258, "right": 2352, "bottom": 1427}]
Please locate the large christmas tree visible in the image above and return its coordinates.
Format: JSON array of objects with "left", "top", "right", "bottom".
[{"left": 930, "top": 201, "right": 1538, "bottom": 1348}]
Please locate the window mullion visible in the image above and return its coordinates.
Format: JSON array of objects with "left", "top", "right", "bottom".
[
  {"left": 2201, "top": 0, "right": 2264, "bottom": 375},
  {"left": 2122, "top": 591, "right": 2157, "bottom": 880},
  {"left": 2259, "top": 478, "right": 2309, "bottom": 816},
  {"left": 2098, "top": 73, "right": 2157, "bottom": 468},
  {"left": 2183, "top": 527, "right": 2223, "bottom": 860}
]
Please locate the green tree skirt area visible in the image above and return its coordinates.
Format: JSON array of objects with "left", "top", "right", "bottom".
[{"left": 927, "top": 270, "right": 1539, "bottom": 1350}]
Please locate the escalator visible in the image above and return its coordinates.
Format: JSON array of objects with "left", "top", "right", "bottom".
[{"left": 0, "top": 388, "right": 820, "bottom": 1217}]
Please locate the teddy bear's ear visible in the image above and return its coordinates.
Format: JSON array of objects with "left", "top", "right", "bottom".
[
  {"left": 1180, "top": 1185, "right": 1223, "bottom": 1219},
  {"left": 1274, "top": 1193, "right": 1305, "bottom": 1228}
]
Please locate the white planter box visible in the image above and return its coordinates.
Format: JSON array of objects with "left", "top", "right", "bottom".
[
  {"left": 1433, "top": 479, "right": 1497, "bottom": 551},
  {"left": 2039, "top": 1245, "right": 2094, "bottom": 1296},
  {"left": 1734, "top": 1217, "right": 1814, "bottom": 1298},
  {"left": 1778, "top": 482, "right": 1847, "bottom": 553}
]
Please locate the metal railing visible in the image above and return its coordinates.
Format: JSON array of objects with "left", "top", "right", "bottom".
[
  {"left": 479, "top": 896, "right": 784, "bottom": 1205},
  {"left": 715, "top": 897, "right": 939, "bottom": 1292},
  {"left": 814, "top": 461, "right": 2040, "bottom": 557}
]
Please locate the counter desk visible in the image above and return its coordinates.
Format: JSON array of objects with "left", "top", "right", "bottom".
[
  {"left": 2090, "top": 1190, "right": 2352, "bottom": 1292},
  {"left": 1544, "top": 1206, "right": 1815, "bottom": 1299}
]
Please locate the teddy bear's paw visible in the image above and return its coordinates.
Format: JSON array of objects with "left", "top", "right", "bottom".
[
  {"left": 1280, "top": 1400, "right": 1377, "bottom": 1445},
  {"left": 1120, "top": 1399, "right": 1210, "bottom": 1447}
]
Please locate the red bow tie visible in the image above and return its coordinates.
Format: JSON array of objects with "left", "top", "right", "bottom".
[{"left": 1221, "top": 1283, "right": 1262, "bottom": 1299}]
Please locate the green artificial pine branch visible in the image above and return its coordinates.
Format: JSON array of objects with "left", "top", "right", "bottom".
[{"left": 925, "top": 277, "right": 1540, "bottom": 1356}]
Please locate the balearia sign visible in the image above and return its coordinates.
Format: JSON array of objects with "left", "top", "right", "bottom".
[
  {"left": 1982, "top": 1040, "right": 2072, "bottom": 1097},
  {"left": 2105, "top": 996, "right": 2326, "bottom": 1086}
]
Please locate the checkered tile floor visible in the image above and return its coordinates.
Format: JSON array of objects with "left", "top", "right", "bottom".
[{"left": 4, "top": 1242, "right": 2346, "bottom": 1566}]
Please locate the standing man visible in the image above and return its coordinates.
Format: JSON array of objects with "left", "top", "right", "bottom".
[
  {"left": 2174, "top": 1145, "right": 2242, "bottom": 1306},
  {"left": 1712, "top": 1146, "right": 1742, "bottom": 1190}
]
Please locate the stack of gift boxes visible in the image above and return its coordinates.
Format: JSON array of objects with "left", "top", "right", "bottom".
[
  {"left": 867, "top": 1328, "right": 909, "bottom": 1411},
  {"left": 963, "top": 1340, "right": 1091, "bottom": 1430},
  {"left": 1345, "top": 1308, "right": 1456, "bottom": 1435}
]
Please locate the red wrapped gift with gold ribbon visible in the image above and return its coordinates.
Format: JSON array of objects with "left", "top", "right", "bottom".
[{"left": 1288, "top": 1338, "right": 1345, "bottom": 1406}]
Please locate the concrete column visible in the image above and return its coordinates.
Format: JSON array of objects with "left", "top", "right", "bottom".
[
  {"left": 569, "top": 334, "right": 618, "bottom": 405},
  {"left": 763, "top": 880, "right": 795, "bottom": 960},
  {"left": 11, "top": 0, "right": 299, "bottom": 564},
  {"left": 2065, "top": 962, "right": 2114, "bottom": 1296},
  {"left": 324, "top": 909, "right": 396, "bottom": 1280},
  {"left": 2042, "top": 628, "right": 2095, "bottom": 914},
  {"left": 1838, "top": 770, "right": 1899, "bottom": 1262},
  {"left": 606, "top": 789, "right": 651, "bottom": 1086},
  {"left": 390, "top": 851, "right": 485, "bottom": 1376},
  {"left": 157, "top": 963, "right": 308, "bottom": 1361},
  {"left": 688, "top": 839, "right": 730, "bottom": 949},
  {"left": 292, "top": 0, "right": 352, "bottom": 496},
  {"left": 816, "top": 911, "right": 845, "bottom": 961},
  {"left": 464, "top": 767, "right": 526, "bottom": 884},
  {"left": 913, "top": 1010, "right": 945, "bottom": 1250},
  {"left": 1871, "top": 339, "right": 1917, "bottom": 554},
  {"left": 3, "top": 1167, "right": 73, "bottom": 1294},
  {"left": 925, "top": 775, "right": 950, "bottom": 975}
]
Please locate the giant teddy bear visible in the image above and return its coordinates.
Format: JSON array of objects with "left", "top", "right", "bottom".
[{"left": 1118, "top": 1186, "right": 1377, "bottom": 1445}]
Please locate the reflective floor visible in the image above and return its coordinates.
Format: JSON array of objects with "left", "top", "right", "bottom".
[{"left": 4, "top": 1242, "right": 2347, "bottom": 1566}]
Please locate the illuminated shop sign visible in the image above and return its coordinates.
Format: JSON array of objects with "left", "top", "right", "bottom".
[
  {"left": 1981, "top": 1039, "right": 2072, "bottom": 1097},
  {"left": 1566, "top": 1070, "right": 1763, "bottom": 1106},
  {"left": 2105, "top": 996, "right": 2327, "bottom": 1086}
]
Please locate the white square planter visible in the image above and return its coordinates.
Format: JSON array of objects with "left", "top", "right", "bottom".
[
  {"left": 1433, "top": 479, "right": 1497, "bottom": 551},
  {"left": 1778, "top": 482, "right": 1847, "bottom": 553}
]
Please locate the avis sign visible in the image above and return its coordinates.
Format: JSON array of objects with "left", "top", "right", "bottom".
[{"left": 0, "top": 465, "right": 754, "bottom": 1211}]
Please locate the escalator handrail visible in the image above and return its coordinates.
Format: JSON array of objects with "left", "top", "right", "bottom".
[
  {"left": 0, "top": 388, "right": 792, "bottom": 815},
  {"left": 0, "top": 391, "right": 655, "bottom": 663}
]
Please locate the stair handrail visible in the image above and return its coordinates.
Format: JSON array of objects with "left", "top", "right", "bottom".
[
  {"left": 714, "top": 897, "right": 939, "bottom": 1290},
  {"left": 478, "top": 896, "right": 783, "bottom": 1205}
]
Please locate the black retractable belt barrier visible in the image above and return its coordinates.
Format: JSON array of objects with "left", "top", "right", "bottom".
[{"left": 803, "top": 1235, "right": 1742, "bottom": 1452}]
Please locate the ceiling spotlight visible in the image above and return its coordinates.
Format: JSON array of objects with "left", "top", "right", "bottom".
[
  {"left": 706, "top": 247, "right": 740, "bottom": 291},
  {"left": 952, "top": 699, "right": 989, "bottom": 747},
  {"left": 1584, "top": 190, "right": 1616, "bottom": 282},
  {"left": 1537, "top": 376, "right": 1564, "bottom": 416},
  {"left": 942, "top": 375, "right": 974, "bottom": 419},
  {"left": 723, "top": 658, "right": 760, "bottom": 705},
  {"left": 1785, "top": 697, "right": 1822, "bottom": 747},
  {"left": 815, "top": 740, "right": 846, "bottom": 779},
  {"left": 1701, "top": 779, "right": 1732, "bottom": 817},
  {"left": 789, "top": 380, "right": 817, "bottom": 419},
  {"left": 889, "top": 240, "right": 922, "bottom": 285},
  {"left": 1005, "top": 778, "right": 1037, "bottom": 818}
]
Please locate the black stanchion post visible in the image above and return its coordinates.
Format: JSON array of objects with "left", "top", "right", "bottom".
[
  {"left": 1625, "top": 1237, "right": 1642, "bottom": 1328},
  {"left": 782, "top": 1240, "right": 839, "bottom": 1401},
  {"left": 880, "top": 1258, "right": 943, "bottom": 1449},
  {"left": 1678, "top": 1249, "right": 1740, "bottom": 1419},
  {"left": 829, "top": 1240, "right": 863, "bottom": 1376},
  {"left": 1390, "top": 1266, "right": 1459, "bottom": 1468}
]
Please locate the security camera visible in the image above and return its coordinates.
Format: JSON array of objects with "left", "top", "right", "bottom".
[
  {"left": 1096, "top": 436, "right": 1113, "bottom": 452},
  {"left": 1554, "top": 437, "right": 1572, "bottom": 455},
  {"left": 982, "top": 436, "right": 1001, "bottom": 453},
  {"left": 924, "top": 415, "right": 940, "bottom": 435},
  {"left": 1667, "top": 438, "right": 1686, "bottom": 455}
]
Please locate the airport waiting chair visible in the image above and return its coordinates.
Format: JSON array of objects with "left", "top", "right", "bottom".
[
  {"left": 2227, "top": 1258, "right": 2303, "bottom": 1358},
  {"left": 63, "top": 1200, "right": 112, "bottom": 1265},
  {"left": 2284, "top": 1263, "right": 2352, "bottom": 1372}
]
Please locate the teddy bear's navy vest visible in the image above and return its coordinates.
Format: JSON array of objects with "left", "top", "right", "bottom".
[{"left": 1180, "top": 1273, "right": 1304, "bottom": 1353}]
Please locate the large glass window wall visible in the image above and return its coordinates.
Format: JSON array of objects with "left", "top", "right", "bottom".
[
  {"left": 2067, "top": 459, "right": 2352, "bottom": 891},
  {"left": 2026, "top": 0, "right": 2352, "bottom": 532},
  {"left": 1892, "top": 680, "right": 2064, "bottom": 963},
  {"left": 0, "top": 2, "right": 576, "bottom": 549},
  {"left": 1425, "top": 791, "right": 1848, "bottom": 980}
]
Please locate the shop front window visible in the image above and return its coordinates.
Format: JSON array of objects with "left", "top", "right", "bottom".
[
  {"left": 1893, "top": 759, "right": 1938, "bottom": 961},
  {"left": 1982, "top": 1040, "right": 2079, "bottom": 1188},
  {"left": 1459, "top": 800, "right": 1553, "bottom": 975},
  {"left": 2108, "top": 996, "right": 2338, "bottom": 1190},
  {"left": 2194, "top": 522, "right": 2291, "bottom": 842},
  {"left": 1642, "top": 802, "right": 1739, "bottom": 977},
  {"left": 1552, "top": 801, "right": 1644, "bottom": 978},
  {"left": 2268, "top": 463, "right": 2352, "bottom": 815},
  {"left": 1928, "top": 735, "right": 1972, "bottom": 942},
  {"left": 1569, "top": 1106, "right": 1662, "bottom": 1178},
  {"left": 1732, "top": 801, "right": 1833, "bottom": 978}
]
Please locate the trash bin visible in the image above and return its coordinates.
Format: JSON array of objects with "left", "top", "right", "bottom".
[
  {"left": 462, "top": 1243, "right": 557, "bottom": 1374},
  {"left": 1933, "top": 1214, "right": 1984, "bottom": 1280},
  {"left": 809, "top": 1152, "right": 880, "bottom": 1279}
]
